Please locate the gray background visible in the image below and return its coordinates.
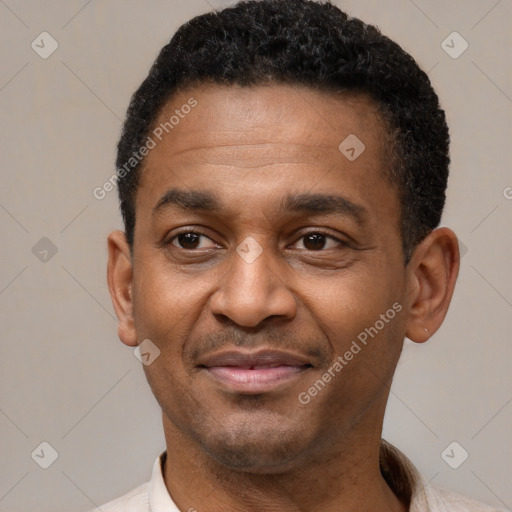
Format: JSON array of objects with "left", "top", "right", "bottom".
[{"left": 1, "top": 0, "right": 511, "bottom": 511}]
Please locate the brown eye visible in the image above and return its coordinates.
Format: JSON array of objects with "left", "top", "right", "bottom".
[
  {"left": 291, "top": 232, "right": 347, "bottom": 251},
  {"left": 303, "top": 233, "right": 328, "bottom": 250},
  {"left": 176, "top": 233, "right": 201, "bottom": 249},
  {"left": 170, "top": 232, "right": 217, "bottom": 250}
]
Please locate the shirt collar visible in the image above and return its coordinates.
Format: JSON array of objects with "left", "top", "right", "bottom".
[
  {"left": 379, "top": 440, "right": 431, "bottom": 511},
  {"left": 149, "top": 452, "right": 181, "bottom": 512}
]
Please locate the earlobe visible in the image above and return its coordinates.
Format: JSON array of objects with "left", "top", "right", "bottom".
[
  {"left": 404, "top": 227, "right": 460, "bottom": 344},
  {"left": 107, "top": 230, "right": 138, "bottom": 347}
]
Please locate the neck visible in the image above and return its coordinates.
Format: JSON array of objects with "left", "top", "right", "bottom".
[{"left": 161, "top": 414, "right": 407, "bottom": 512}]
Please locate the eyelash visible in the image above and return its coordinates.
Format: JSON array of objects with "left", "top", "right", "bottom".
[
  {"left": 165, "top": 229, "right": 349, "bottom": 250},
  {"left": 167, "top": 229, "right": 215, "bottom": 248}
]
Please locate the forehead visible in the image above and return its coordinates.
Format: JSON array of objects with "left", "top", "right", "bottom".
[
  {"left": 148, "top": 84, "right": 389, "bottom": 162},
  {"left": 135, "top": 83, "right": 399, "bottom": 236}
]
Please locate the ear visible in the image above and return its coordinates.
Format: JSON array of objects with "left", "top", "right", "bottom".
[
  {"left": 404, "top": 227, "right": 460, "bottom": 343},
  {"left": 107, "top": 230, "right": 137, "bottom": 347}
]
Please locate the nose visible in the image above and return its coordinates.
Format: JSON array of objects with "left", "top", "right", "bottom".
[{"left": 209, "top": 241, "right": 297, "bottom": 328}]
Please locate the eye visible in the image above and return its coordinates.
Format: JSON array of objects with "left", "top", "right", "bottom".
[
  {"left": 293, "top": 232, "right": 346, "bottom": 251},
  {"left": 170, "top": 231, "right": 218, "bottom": 250}
]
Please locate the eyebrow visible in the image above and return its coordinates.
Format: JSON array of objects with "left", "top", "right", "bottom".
[
  {"left": 152, "top": 189, "right": 222, "bottom": 216},
  {"left": 282, "top": 193, "right": 367, "bottom": 225},
  {"left": 152, "top": 188, "right": 367, "bottom": 224}
]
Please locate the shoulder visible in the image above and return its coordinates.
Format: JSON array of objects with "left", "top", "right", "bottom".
[
  {"left": 423, "top": 483, "right": 504, "bottom": 512},
  {"left": 86, "top": 482, "right": 150, "bottom": 512}
]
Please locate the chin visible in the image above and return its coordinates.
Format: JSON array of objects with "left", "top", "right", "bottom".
[{"left": 192, "top": 412, "right": 316, "bottom": 473}]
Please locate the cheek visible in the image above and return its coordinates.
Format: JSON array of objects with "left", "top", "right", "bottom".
[
  {"left": 305, "top": 280, "right": 404, "bottom": 421},
  {"left": 134, "top": 258, "right": 198, "bottom": 321},
  {"left": 303, "top": 264, "right": 406, "bottom": 397},
  {"left": 131, "top": 258, "right": 221, "bottom": 365},
  {"left": 131, "top": 266, "right": 205, "bottom": 411},
  {"left": 305, "top": 267, "right": 401, "bottom": 340}
]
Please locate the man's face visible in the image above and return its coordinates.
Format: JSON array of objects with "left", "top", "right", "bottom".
[{"left": 129, "top": 84, "right": 409, "bottom": 471}]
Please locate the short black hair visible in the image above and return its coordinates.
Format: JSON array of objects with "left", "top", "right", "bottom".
[{"left": 116, "top": 0, "right": 450, "bottom": 263}]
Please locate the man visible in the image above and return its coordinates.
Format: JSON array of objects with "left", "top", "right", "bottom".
[{"left": 100, "top": 0, "right": 499, "bottom": 510}]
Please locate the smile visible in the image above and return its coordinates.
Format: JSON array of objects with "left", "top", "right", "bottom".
[{"left": 198, "top": 350, "right": 312, "bottom": 394}]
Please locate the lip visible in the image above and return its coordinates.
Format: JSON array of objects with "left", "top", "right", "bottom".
[{"left": 198, "top": 349, "right": 312, "bottom": 394}]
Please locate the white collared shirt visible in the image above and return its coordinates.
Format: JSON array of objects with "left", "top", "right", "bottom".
[{"left": 89, "top": 443, "right": 502, "bottom": 511}]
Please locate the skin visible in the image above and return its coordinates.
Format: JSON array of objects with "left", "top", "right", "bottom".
[{"left": 107, "top": 84, "right": 460, "bottom": 512}]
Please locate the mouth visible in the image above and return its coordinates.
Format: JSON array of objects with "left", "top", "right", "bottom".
[{"left": 197, "top": 350, "right": 313, "bottom": 394}]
